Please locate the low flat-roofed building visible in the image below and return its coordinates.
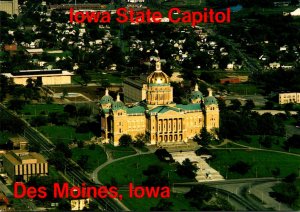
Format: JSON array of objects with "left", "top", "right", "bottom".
[
  {"left": 220, "top": 77, "right": 240, "bottom": 84},
  {"left": 9, "top": 136, "right": 29, "bottom": 150},
  {"left": 3, "top": 43, "right": 17, "bottom": 52},
  {"left": 123, "top": 75, "right": 148, "bottom": 103},
  {"left": 1, "top": 69, "right": 73, "bottom": 85},
  {"left": 3, "top": 150, "right": 48, "bottom": 182},
  {"left": 25, "top": 48, "right": 44, "bottom": 55},
  {"left": 279, "top": 92, "right": 300, "bottom": 104}
]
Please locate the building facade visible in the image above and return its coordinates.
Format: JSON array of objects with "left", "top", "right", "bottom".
[
  {"left": 279, "top": 92, "right": 300, "bottom": 104},
  {"left": 3, "top": 150, "right": 48, "bottom": 182},
  {"left": 0, "top": 0, "right": 18, "bottom": 15},
  {"left": 1, "top": 69, "right": 73, "bottom": 86},
  {"left": 100, "top": 61, "right": 219, "bottom": 146}
]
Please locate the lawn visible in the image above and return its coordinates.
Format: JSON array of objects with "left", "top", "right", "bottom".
[
  {"left": 104, "top": 144, "right": 135, "bottom": 152},
  {"left": 209, "top": 149, "right": 300, "bottom": 179},
  {"left": 104, "top": 144, "right": 137, "bottom": 159},
  {"left": 137, "top": 146, "right": 149, "bottom": 152},
  {"left": 39, "top": 125, "right": 92, "bottom": 144},
  {"left": 226, "top": 83, "right": 260, "bottom": 95},
  {"left": 119, "top": 190, "right": 197, "bottom": 211},
  {"left": 235, "top": 135, "right": 286, "bottom": 150},
  {"left": 98, "top": 154, "right": 191, "bottom": 186},
  {"left": 295, "top": 179, "right": 300, "bottom": 210},
  {"left": 111, "top": 151, "right": 136, "bottom": 159},
  {"left": 72, "top": 145, "right": 107, "bottom": 172},
  {"left": 21, "top": 104, "right": 64, "bottom": 116},
  {"left": 234, "top": 135, "right": 300, "bottom": 155},
  {"left": 94, "top": 72, "right": 123, "bottom": 84}
]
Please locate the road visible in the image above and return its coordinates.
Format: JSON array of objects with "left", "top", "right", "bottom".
[
  {"left": 175, "top": 177, "right": 291, "bottom": 211},
  {"left": 0, "top": 104, "right": 126, "bottom": 211}
]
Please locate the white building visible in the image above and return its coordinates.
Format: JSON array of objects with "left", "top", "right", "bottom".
[
  {"left": 1, "top": 69, "right": 73, "bottom": 86},
  {"left": 279, "top": 93, "right": 300, "bottom": 104}
]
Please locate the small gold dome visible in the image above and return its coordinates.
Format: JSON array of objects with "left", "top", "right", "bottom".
[{"left": 147, "top": 61, "right": 169, "bottom": 84}]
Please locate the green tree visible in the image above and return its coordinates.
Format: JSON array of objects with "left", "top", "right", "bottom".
[
  {"left": 133, "top": 133, "right": 146, "bottom": 148},
  {"left": 229, "top": 161, "right": 251, "bottom": 175},
  {"left": 230, "top": 99, "right": 241, "bottom": 110},
  {"left": 176, "top": 158, "right": 198, "bottom": 179},
  {"left": 58, "top": 199, "right": 71, "bottom": 210},
  {"left": 119, "top": 134, "right": 132, "bottom": 146},
  {"left": 7, "top": 99, "right": 26, "bottom": 111},
  {"left": 244, "top": 99, "right": 255, "bottom": 111},
  {"left": 259, "top": 136, "right": 272, "bottom": 148},
  {"left": 77, "top": 105, "right": 92, "bottom": 117},
  {"left": 55, "top": 143, "right": 72, "bottom": 158},
  {"left": 185, "top": 185, "right": 213, "bottom": 209},
  {"left": 265, "top": 101, "right": 274, "bottom": 109},
  {"left": 283, "top": 173, "right": 297, "bottom": 183},
  {"left": 271, "top": 182, "right": 299, "bottom": 206},
  {"left": 48, "top": 152, "right": 67, "bottom": 171},
  {"left": 150, "top": 199, "right": 173, "bottom": 211},
  {"left": 271, "top": 167, "right": 281, "bottom": 178},
  {"left": 64, "top": 104, "right": 77, "bottom": 117},
  {"left": 0, "top": 75, "right": 9, "bottom": 101},
  {"left": 77, "top": 155, "right": 89, "bottom": 168},
  {"left": 30, "top": 116, "right": 48, "bottom": 127},
  {"left": 284, "top": 134, "right": 300, "bottom": 149},
  {"left": 194, "top": 128, "right": 212, "bottom": 147}
]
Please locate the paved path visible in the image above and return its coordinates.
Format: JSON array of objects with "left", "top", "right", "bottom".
[
  {"left": 210, "top": 139, "right": 300, "bottom": 158},
  {"left": 92, "top": 148, "right": 155, "bottom": 184},
  {"left": 250, "top": 181, "right": 292, "bottom": 211},
  {"left": 229, "top": 141, "right": 300, "bottom": 157}
]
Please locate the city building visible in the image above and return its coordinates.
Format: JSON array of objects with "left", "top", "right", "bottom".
[
  {"left": 9, "top": 136, "right": 29, "bottom": 150},
  {"left": 279, "top": 92, "right": 300, "bottom": 104},
  {"left": 71, "top": 199, "right": 90, "bottom": 211},
  {"left": 3, "top": 150, "right": 48, "bottom": 182},
  {"left": 1, "top": 69, "right": 73, "bottom": 85},
  {"left": 0, "top": 0, "right": 18, "bottom": 15},
  {"left": 100, "top": 61, "right": 219, "bottom": 146},
  {"left": 3, "top": 43, "right": 17, "bottom": 52},
  {"left": 220, "top": 77, "right": 240, "bottom": 84},
  {"left": 123, "top": 75, "right": 148, "bottom": 103}
]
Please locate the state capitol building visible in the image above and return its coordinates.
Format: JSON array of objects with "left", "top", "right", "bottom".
[{"left": 99, "top": 61, "right": 219, "bottom": 146}]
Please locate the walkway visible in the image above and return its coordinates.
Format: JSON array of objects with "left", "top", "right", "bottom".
[
  {"left": 210, "top": 139, "right": 300, "bottom": 158},
  {"left": 91, "top": 147, "right": 155, "bottom": 184}
]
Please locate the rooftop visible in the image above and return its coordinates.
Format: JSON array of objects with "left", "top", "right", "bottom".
[
  {"left": 4, "top": 150, "right": 47, "bottom": 165},
  {"left": 1, "top": 70, "right": 73, "bottom": 78},
  {"left": 126, "top": 106, "right": 145, "bottom": 114}
]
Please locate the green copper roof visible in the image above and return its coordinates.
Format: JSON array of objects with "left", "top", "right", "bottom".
[
  {"left": 100, "top": 95, "right": 113, "bottom": 104},
  {"left": 205, "top": 96, "right": 218, "bottom": 105},
  {"left": 191, "top": 90, "right": 203, "bottom": 100},
  {"left": 176, "top": 104, "right": 202, "bottom": 111},
  {"left": 126, "top": 106, "right": 145, "bottom": 114},
  {"left": 149, "top": 106, "right": 181, "bottom": 114},
  {"left": 112, "top": 101, "right": 126, "bottom": 110}
]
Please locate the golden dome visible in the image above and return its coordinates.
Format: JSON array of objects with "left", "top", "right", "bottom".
[{"left": 147, "top": 61, "right": 169, "bottom": 84}]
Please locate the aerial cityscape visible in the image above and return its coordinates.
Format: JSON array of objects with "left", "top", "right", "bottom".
[{"left": 0, "top": 0, "right": 300, "bottom": 211}]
